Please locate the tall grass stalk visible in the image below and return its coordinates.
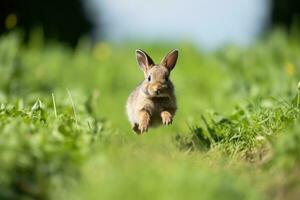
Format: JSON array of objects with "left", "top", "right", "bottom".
[
  {"left": 67, "top": 89, "right": 78, "bottom": 127},
  {"left": 52, "top": 93, "right": 58, "bottom": 118},
  {"left": 297, "top": 82, "right": 300, "bottom": 108}
]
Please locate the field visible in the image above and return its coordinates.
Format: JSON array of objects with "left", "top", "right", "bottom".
[{"left": 1, "top": 29, "right": 300, "bottom": 200}]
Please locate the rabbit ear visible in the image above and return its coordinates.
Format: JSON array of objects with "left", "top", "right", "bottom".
[
  {"left": 136, "top": 49, "right": 155, "bottom": 71},
  {"left": 160, "top": 49, "right": 178, "bottom": 71}
]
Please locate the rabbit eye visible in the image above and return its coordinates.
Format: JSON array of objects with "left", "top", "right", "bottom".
[{"left": 148, "top": 75, "right": 151, "bottom": 82}]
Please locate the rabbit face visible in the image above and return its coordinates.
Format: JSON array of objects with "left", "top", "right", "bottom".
[{"left": 143, "top": 65, "right": 171, "bottom": 97}]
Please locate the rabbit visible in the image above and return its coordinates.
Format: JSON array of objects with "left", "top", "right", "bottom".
[{"left": 126, "top": 49, "right": 179, "bottom": 134}]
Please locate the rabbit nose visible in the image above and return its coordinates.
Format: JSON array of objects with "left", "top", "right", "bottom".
[{"left": 156, "top": 89, "right": 161, "bottom": 95}]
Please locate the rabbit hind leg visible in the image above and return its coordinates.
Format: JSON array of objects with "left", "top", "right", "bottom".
[{"left": 132, "top": 123, "right": 141, "bottom": 134}]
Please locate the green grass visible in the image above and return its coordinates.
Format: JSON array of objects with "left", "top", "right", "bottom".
[{"left": 0, "top": 29, "right": 300, "bottom": 199}]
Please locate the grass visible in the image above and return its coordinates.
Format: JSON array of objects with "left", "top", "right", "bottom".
[{"left": 0, "top": 29, "right": 300, "bottom": 199}]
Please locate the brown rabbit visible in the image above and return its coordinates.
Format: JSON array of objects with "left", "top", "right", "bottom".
[{"left": 126, "top": 49, "right": 178, "bottom": 134}]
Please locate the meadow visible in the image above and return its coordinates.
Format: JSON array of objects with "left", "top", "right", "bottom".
[{"left": 0, "top": 29, "right": 300, "bottom": 200}]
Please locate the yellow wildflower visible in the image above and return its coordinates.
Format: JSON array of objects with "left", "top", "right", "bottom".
[
  {"left": 92, "top": 42, "right": 111, "bottom": 61},
  {"left": 284, "top": 63, "right": 295, "bottom": 76},
  {"left": 5, "top": 13, "right": 17, "bottom": 29}
]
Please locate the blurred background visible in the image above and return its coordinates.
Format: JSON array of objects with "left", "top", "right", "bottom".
[
  {"left": 1, "top": 1, "right": 300, "bottom": 200},
  {"left": 1, "top": 0, "right": 299, "bottom": 49}
]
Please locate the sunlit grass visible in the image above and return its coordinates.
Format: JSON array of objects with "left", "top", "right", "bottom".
[{"left": 0, "top": 29, "right": 300, "bottom": 199}]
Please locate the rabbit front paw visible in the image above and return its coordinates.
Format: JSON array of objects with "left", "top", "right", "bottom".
[{"left": 161, "top": 111, "right": 173, "bottom": 125}]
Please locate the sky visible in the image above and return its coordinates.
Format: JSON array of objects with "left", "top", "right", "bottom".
[{"left": 84, "top": 0, "right": 271, "bottom": 50}]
